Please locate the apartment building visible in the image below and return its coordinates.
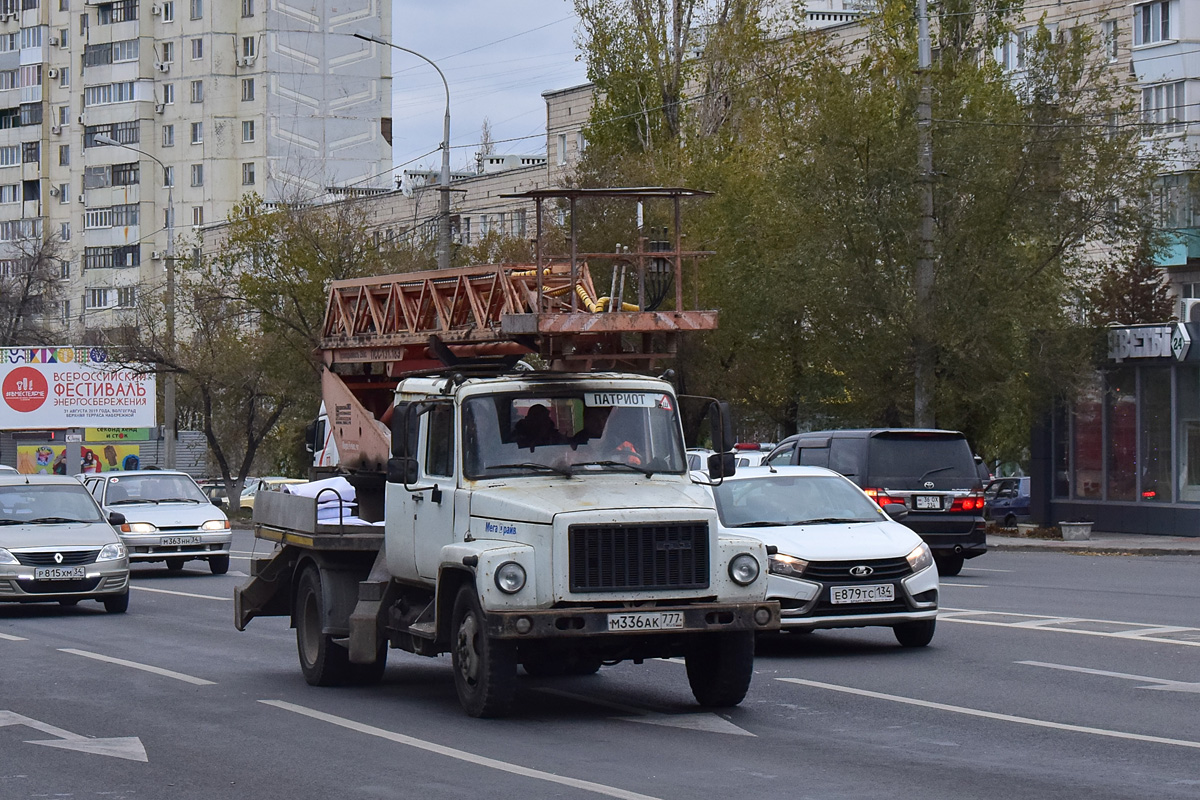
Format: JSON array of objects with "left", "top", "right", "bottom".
[{"left": 3, "top": 0, "right": 391, "bottom": 340}]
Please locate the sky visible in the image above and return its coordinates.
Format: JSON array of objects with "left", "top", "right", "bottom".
[{"left": 387, "top": 1, "right": 590, "bottom": 183}]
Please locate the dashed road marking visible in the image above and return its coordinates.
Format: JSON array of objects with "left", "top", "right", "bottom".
[
  {"left": 261, "top": 699, "right": 664, "bottom": 800},
  {"left": 778, "top": 677, "right": 1200, "bottom": 750},
  {"left": 940, "top": 608, "right": 1200, "bottom": 647},
  {"left": 131, "top": 585, "right": 228, "bottom": 601},
  {"left": 0, "top": 632, "right": 27, "bottom": 641},
  {"left": 59, "top": 648, "right": 216, "bottom": 686}
]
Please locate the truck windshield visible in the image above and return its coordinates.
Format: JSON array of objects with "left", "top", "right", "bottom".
[{"left": 462, "top": 390, "right": 686, "bottom": 479}]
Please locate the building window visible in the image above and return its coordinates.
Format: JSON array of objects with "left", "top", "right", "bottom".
[
  {"left": 190, "top": 163, "right": 202, "bottom": 186},
  {"left": 161, "top": 1, "right": 173, "bottom": 21},
  {"left": 241, "top": 78, "right": 254, "bottom": 101},
  {"left": 59, "top": 260, "right": 69, "bottom": 279},
  {"left": 163, "top": 165, "right": 173, "bottom": 187},
  {"left": 189, "top": 0, "right": 201, "bottom": 20},
  {"left": 190, "top": 38, "right": 202, "bottom": 59},
  {"left": 242, "top": 120, "right": 254, "bottom": 142},
  {"left": 116, "top": 286, "right": 136, "bottom": 308},
  {"left": 192, "top": 206, "right": 203, "bottom": 225},
  {"left": 58, "top": 144, "right": 67, "bottom": 166},
  {"left": 1142, "top": 81, "right": 1185, "bottom": 135},
  {"left": 84, "top": 120, "right": 139, "bottom": 148},
  {"left": 21, "top": 141, "right": 38, "bottom": 164},
  {"left": 190, "top": 80, "right": 202, "bottom": 103},
  {"left": 163, "top": 83, "right": 174, "bottom": 104},
  {"left": 19, "top": 26, "right": 41, "bottom": 48},
  {"left": 1102, "top": 20, "right": 1119, "bottom": 62},
  {"left": 1134, "top": 1, "right": 1171, "bottom": 46},
  {"left": 19, "top": 103, "right": 41, "bottom": 126},
  {"left": 241, "top": 162, "right": 254, "bottom": 185},
  {"left": 242, "top": 36, "right": 255, "bottom": 59},
  {"left": 111, "top": 39, "right": 138, "bottom": 62},
  {"left": 110, "top": 162, "right": 139, "bottom": 186},
  {"left": 162, "top": 124, "right": 173, "bottom": 146},
  {"left": 60, "top": 222, "right": 69, "bottom": 241},
  {"left": 60, "top": 299, "right": 70, "bottom": 324},
  {"left": 58, "top": 182, "right": 67, "bottom": 203},
  {"left": 161, "top": 41, "right": 173, "bottom": 63},
  {"left": 84, "top": 82, "right": 136, "bottom": 107},
  {"left": 96, "top": 0, "right": 137, "bottom": 24},
  {"left": 556, "top": 133, "right": 566, "bottom": 165},
  {"left": 0, "top": 145, "right": 14, "bottom": 165},
  {"left": 85, "top": 288, "right": 109, "bottom": 309},
  {"left": 241, "top": 0, "right": 252, "bottom": 16},
  {"left": 58, "top": 105, "right": 68, "bottom": 125},
  {"left": 190, "top": 121, "right": 201, "bottom": 143}
]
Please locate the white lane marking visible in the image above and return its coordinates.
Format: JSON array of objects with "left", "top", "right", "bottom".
[
  {"left": 966, "top": 567, "right": 1012, "bottom": 573},
  {"left": 534, "top": 688, "right": 755, "bottom": 736},
  {"left": 1018, "top": 661, "right": 1200, "bottom": 693},
  {"left": 940, "top": 608, "right": 1200, "bottom": 647},
  {"left": 261, "top": 700, "right": 663, "bottom": 800},
  {"left": 59, "top": 648, "right": 216, "bottom": 686},
  {"left": 0, "top": 632, "right": 27, "bottom": 641},
  {"left": 778, "top": 678, "right": 1200, "bottom": 750},
  {"left": 939, "top": 583, "right": 988, "bottom": 588},
  {"left": 0, "top": 711, "right": 148, "bottom": 762},
  {"left": 131, "top": 585, "right": 228, "bottom": 601}
]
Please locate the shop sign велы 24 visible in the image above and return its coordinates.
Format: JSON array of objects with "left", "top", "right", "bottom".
[{"left": 0, "top": 347, "right": 156, "bottom": 430}]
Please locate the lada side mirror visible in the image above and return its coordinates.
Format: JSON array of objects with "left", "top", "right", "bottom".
[
  {"left": 883, "top": 504, "right": 909, "bottom": 522},
  {"left": 107, "top": 511, "right": 126, "bottom": 526},
  {"left": 211, "top": 497, "right": 224, "bottom": 507}
]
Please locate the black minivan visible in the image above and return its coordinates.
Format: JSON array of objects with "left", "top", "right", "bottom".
[{"left": 765, "top": 429, "right": 986, "bottom": 576}]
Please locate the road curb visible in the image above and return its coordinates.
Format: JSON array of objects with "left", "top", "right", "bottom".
[{"left": 989, "top": 541, "right": 1200, "bottom": 556}]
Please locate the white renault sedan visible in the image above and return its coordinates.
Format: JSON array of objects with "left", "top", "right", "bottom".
[
  {"left": 0, "top": 475, "right": 130, "bottom": 612},
  {"left": 709, "top": 466, "right": 938, "bottom": 646},
  {"left": 84, "top": 470, "right": 232, "bottom": 574}
]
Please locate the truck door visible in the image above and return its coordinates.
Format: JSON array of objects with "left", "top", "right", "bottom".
[{"left": 414, "top": 402, "right": 457, "bottom": 579}]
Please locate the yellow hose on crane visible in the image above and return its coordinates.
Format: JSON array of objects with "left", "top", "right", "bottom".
[{"left": 574, "top": 284, "right": 639, "bottom": 313}]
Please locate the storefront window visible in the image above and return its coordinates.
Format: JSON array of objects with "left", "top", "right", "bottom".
[
  {"left": 1140, "top": 368, "right": 1172, "bottom": 502},
  {"left": 1177, "top": 366, "right": 1200, "bottom": 503},
  {"left": 1053, "top": 403, "right": 1070, "bottom": 497},
  {"left": 1073, "top": 376, "right": 1103, "bottom": 499},
  {"left": 1106, "top": 367, "right": 1137, "bottom": 501}
]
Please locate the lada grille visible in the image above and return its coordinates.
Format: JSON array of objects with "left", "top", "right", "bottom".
[
  {"left": 803, "top": 557, "right": 910, "bottom": 581},
  {"left": 568, "top": 522, "right": 709, "bottom": 593},
  {"left": 14, "top": 550, "right": 100, "bottom": 566}
]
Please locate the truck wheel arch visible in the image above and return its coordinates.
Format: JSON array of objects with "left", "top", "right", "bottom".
[{"left": 436, "top": 566, "right": 475, "bottom": 647}]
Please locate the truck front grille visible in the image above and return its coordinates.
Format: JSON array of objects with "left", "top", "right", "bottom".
[{"left": 568, "top": 522, "right": 709, "bottom": 593}]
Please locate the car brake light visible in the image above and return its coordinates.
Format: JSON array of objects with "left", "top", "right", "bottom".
[
  {"left": 864, "top": 488, "right": 905, "bottom": 507},
  {"left": 950, "top": 494, "right": 984, "bottom": 512}
]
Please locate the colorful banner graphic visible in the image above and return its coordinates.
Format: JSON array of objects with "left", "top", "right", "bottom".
[
  {"left": 85, "top": 427, "right": 151, "bottom": 442},
  {"left": 17, "top": 444, "right": 142, "bottom": 475},
  {"left": 1, "top": 347, "right": 155, "bottom": 429}
]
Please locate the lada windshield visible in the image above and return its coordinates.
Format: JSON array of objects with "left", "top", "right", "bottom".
[
  {"left": 0, "top": 484, "right": 105, "bottom": 525},
  {"left": 462, "top": 389, "right": 686, "bottom": 479},
  {"left": 712, "top": 475, "right": 886, "bottom": 528},
  {"left": 104, "top": 474, "right": 208, "bottom": 504}
]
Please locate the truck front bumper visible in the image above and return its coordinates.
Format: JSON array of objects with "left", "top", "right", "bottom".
[{"left": 484, "top": 601, "right": 780, "bottom": 639}]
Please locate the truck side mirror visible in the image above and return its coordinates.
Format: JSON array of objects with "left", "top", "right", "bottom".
[
  {"left": 707, "top": 451, "right": 736, "bottom": 479},
  {"left": 304, "top": 419, "right": 321, "bottom": 455},
  {"left": 391, "top": 402, "right": 423, "bottom": 459},
  {"left": 386, "top": 457, "right": 419, "bottom": 485},
  {"left": 709, "top": 401, "right": 735, "bottom": 455}
]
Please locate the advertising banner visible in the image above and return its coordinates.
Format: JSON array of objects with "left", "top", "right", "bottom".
[
  {"left": 0, "top": 347, "right": 156, "bottom": 429},
  {"left": 86, "top": 427, "right": 151, "bottom": 442},
  {"left": 17, "top": 444, "right": 142, "bottom": 475}
]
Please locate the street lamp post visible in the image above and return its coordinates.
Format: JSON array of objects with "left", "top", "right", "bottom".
[
  {"left": 354, "top": 29, "right": 451, "bottom": 270},
  {"left": 94, "top": 134, "right": 176, "bottom": 468}
]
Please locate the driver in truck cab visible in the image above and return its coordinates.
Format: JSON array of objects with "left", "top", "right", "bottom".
[{"left": 571, "top": 405, "right": 643, "bottom": 466}]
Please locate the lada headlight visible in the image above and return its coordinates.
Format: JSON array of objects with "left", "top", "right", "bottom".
[
  {"left": 98, "top": 543, "right": 127, "bottom": 561},
  {"left": 0, "top": 548, "right": 17, "bottom": 565},
  {"left": 494, "top": 562, "right": 526, "bottom": 594},
  {"left": 906, "top": 542, "right": 934, "bottom": 573},
  {"left": 768, "top": 552, "right": 808, "bottom": 578},
  {"left": 201, "top": 520, "right": 230, "bottom": 531},
  {"left": 121, "top": 522, "right": 157, "bottom": 533},
  {"left": 728, "top": 553, "right": 761, "bottom": 586}
]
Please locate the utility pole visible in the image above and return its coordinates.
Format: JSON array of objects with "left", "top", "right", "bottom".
[{"left": 913, "top": 0, "right": 936, "bottom": 428}]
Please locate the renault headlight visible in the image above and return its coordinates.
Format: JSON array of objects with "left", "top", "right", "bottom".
[
  {"left": 494, "top": 562, "right": 527, "bottom": 594},
  {"left": 906, "top": 542, "right": 934, "bottom": 574},
  {"left": 200, "top": 519, "right": 230, "bottom": 531},
  {"left": 121, "top": 522, "right": 157, "bottom": 534},
  {"left": 0, "top": 548, "right": 17, "bottom": 565},
  {"left": 98, "top": 542, "right": 127, "bottom": 561},
  {"left": 768, "top": 553, "right": 808, "bottom": 578}
]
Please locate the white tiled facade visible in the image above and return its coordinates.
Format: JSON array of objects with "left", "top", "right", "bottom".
[{"left": 8, "top": 0, "right": 391, "bottom": 339}]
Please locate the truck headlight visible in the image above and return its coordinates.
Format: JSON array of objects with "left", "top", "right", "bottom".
[
  {"left": 768, "top": 553, "right": 808, "bottom": 578},
  {"left": 98, "top": 543, "right": 127, "bottom": 561},
  {"left": 494, "top": 561, "right": 526, "bottom": 594},
  {"left": 728, "top": 553, "right": 760, "bottom": 586},
  {"left": 200, "top": 519, "right": 230, "bottom": 531},
  {"left": 906, "top": 542, "right": 933, "bottom": 573},
  {"left": 121, "top": 522, "right": 157, "bottom": 533}
]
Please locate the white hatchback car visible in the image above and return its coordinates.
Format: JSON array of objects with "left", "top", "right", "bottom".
[
  {"left": 708, "top": 466, "right": 939, "bottom": 646},
  {"left": 84, "top": 471, "right": 232, "bottom": 574}
]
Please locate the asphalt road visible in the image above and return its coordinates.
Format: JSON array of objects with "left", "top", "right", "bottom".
[{"left": 2, "top": 533, "right": 1199, "bottom": 800}]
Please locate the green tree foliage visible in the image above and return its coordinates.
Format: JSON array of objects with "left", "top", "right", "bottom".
[
  {"left": 0, "top": 235, "right": 66, "bottom": 347},
  {"left": 574, "top": 0, "right": 1162, "bottom": 460}
]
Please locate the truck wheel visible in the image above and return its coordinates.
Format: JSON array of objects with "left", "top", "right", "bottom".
[
  {"left": 209, "top": 555, "right": 230, "bottom": 575},
  {"left": 935, "top": 555, "right": 964, "bottom": 577},
  {"left": 894, "top": 620, "right": 936, "bottom": 647},
  {"left": 295, "top": 567, "right": 352, "bottom": 686},
  {"left": 685, "top": 631, "right": 755, "bottom": 708},
  {"left": 451, "top": 585, "right": 517, "bottom": 718}
]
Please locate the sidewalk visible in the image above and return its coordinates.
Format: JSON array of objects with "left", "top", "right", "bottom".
[{"left": 989, "top": 530, "right": 1200, "bottom": 555}]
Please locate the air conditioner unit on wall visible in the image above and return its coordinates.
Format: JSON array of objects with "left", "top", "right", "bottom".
[
  {"left": 238, "top": 56, "right": 253, "bottom": 67},
  {"left": 47, "top": 36, "right": 58, "bottom": 46},
  {"left": 1180, "top": 298, "right": 1200, "bottom": 324},
  {"left": 48, "top": 186, "right": 59, "bottom": 196},
  {"left": 155, "top": 61, "right": 169, "bottom": 72},
  {"left": 154, "top": 103, "right": 165, "bottom": 113},
  {"left": 151, "top": 3, "right": 162, "bottom": 14},
  {"left": 50, "top": 124, "right": 61, "bottom": 134},
  {"left": 47, "top": 68, "right": 58, "bottom": 78},
  {"left": 150, "top": 250, "right": 162, "bottom": 260}
]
